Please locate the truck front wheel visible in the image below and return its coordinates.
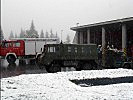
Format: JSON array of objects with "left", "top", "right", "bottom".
[
  {"left": 6, "top": 55, "right": 16, "bottom": 64},
  {"left": 123, "top": 64, "right": 131, "bottom": 69}
]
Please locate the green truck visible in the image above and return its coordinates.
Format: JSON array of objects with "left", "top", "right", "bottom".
[
  {"left": 36, "top": 43, "right": 98, "bottom": 73},
  {"left": 103, "top": 50, "right": 133, "bottom": 69}
]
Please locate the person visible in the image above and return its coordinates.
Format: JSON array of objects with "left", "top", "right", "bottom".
[
  {"left": 97, "top": 45, "right": 102, "bottom": 66},
  {"left": 43, "top": 45, "right": 47, "bottom": 53},
  {"left": 97, "top": 45, "right": 102, "bottom": 53}
]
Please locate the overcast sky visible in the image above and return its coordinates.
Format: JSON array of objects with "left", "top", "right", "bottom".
[{"left": 1, "top": 0, "right": 133, "bottom": 41}]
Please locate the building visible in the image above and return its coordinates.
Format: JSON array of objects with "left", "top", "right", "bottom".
[{"left": 71, "top": 17, "right": 133, "bottom": 57}]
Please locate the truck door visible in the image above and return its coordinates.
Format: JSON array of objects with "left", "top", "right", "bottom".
[
  {"left": 12, "top": 41, "right": 24, "bottom": 56},
  {"left": 0, "top": 42, "right": 9, "bottom": 56}
]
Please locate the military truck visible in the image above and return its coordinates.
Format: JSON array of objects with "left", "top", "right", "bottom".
[
  {"left": 114, "top": 51, "right": 133, "bottom": 69},
  {"left": 103, "top": 49, "right": 133, "bottom": 69},
  {"left": 36, "top": 43, "right": 98, "bottom": 73}
]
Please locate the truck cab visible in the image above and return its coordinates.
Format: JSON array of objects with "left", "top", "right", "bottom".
[{"left": 0, "top": 40, "right": 25, "bottom": 64}]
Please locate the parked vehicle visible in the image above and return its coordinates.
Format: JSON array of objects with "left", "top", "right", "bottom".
[
  {"left": 37, "top": 43, "right": 133, "bottom": 73},
  {"left": 0, "top": 40, "right": 24, "bottom": 64},
  {"left": 104, "top": 50, "right": 133, "bottom": 69},
  {"left": 0, "top": 38, "right": 59, "bottom": 64},
  {"left": 37, "top": 43, "right": 98, "bottom": 73}
]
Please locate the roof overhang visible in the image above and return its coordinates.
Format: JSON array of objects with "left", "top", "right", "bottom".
[{"left": 70, "top": 17, "right": 133, "bottom": 31}]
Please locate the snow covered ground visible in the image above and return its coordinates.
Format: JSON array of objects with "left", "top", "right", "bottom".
[{"left": 1, "top": 68, "right": 133, "bottom": 100}]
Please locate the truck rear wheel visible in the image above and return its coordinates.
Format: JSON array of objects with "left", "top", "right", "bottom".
[
  {"left": 75, "top": 64, "right": 81, "bottom": 71},
  {"left": 19, "top": 60, "right": 26, "bottom": 65},
  {"left": 123, "top": 64, "right": 131, "bottom": 69},
  {"left": 75, "top": 67, "right": 81, "bottom": 71},
  {"left": 46, "top": 63, "right": 61, "bottom": 73},
  {"left": 36, "top": 54, "right": 44, "bottom": 69},
  {"left": 6, "top": 55, "right": 16, "bottom": 64},
  {"left": 82, "top": 63, "right": 92, "bottom": 70}
]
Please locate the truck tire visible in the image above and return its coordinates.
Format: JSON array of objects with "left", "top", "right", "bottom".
[
  {"left": 36, "top": 54, "right": 41, "bottom": 64},
  {"left": 82, "top": 63, "right": 92, "bottom": 70},
  {"left": 123, "top": 64, "right": 131, "bottom": 69},
  {"left": 76, "top": 67, "right": 81, "bottom": 71},
  {"left": 7, "top": 63, "right": 17, "bottom": 71},
  {"left": 91, "top": 61, "right": 98, "bottom": 70},
  {"left": 46, "top": 63, "right": 61, "bottom": 73},
  {"left": 19, "top": 60, "right": 26, "bottom": 65},
  {"left": 30, "top": 59, "right": 35, "bottom": 65},
  {"left": 75, "top": 64, "right": 81, "bottom": 71},
  {"left": 36, "top": 55, "right": 44, "bottom": 69},
  {"left": 6, "top": 55, "right": 16, "bottom": 64}
]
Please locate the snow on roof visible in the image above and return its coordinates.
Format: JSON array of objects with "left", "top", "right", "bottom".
[{"left": 71, "top": 17, "right": 133, "bottom": 31}]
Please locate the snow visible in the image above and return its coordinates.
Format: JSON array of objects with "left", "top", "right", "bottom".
[{"left": 1, "top": 68, "right": 133, "bottom": 100}]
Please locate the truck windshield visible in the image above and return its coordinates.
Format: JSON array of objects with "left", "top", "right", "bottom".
[
  {"left": 116, "top": 52, "right": 124, "bottom": 61},
  {"left": 13, "top": 42, "right": 21, "bottom": 47},
  {"left": 1, "top": 42, "right": 10, "bottom": 48}
]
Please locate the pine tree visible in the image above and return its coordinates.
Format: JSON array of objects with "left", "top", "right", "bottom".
[
  {"left": 30, "top": 20, "right": 35, "bottom": 31},
  {"left": 15, "top": 33, "right": 18, "bottom": 38},
  {"left": 55, "top": 32, "right": 60, "bottom": 43},
  {"left": 66, "top": 34, "right": 71, "bottom": 43},
  {"left": 40, "top": 30, "right": 44, "bottom": 38},
  {"left": 0, "top": 27, "right": 4, "bottom": 41},
  {"left": 45, "top": 30, "right": 49, "bottom": 38},
  {"left": 50, "top": 29, "right": 54, "bottom": 38},
  {"left": 9, "top": 31, "right": 14, "bottom": 39},
  {"left": 56, "top": 31, "right": 58, "bottom": 38},
  {"left": 26, "top": 20, "right": 39, "bottom": 38},
  {"left": 20, "top": 28, "right": 25, "bottom": 38}
]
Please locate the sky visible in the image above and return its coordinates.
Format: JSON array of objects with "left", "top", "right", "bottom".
[{"left": 1, "top": 0, "right": 133, "bottom": 41}]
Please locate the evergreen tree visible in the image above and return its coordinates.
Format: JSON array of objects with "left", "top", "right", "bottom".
[
  {"left": 55, "top": 32, "right": 60, "bottom": 43},
  {"left": 66, "top": 34, "right": 71, "bottom": 43},
  {"left": 40, "top": 30, "right": 44, "bottom": 38},
  {"left": 26, "top": 20, "right": 39, "bottom": 38},
  {"left": 20, "top": 28, "right": 25, "bottom": 38},
  {"left": 45, "top": 30, "right": 49, "bottom": 38},
  {"left": 56, "top": 31, "right": 58, "bottom": 38},
  {"left": 9, "top": 31, "right": 14, "bottom": 39},
  {"left": 15, "top": 33, "right": 18, "bottom": 38},
  {"left": 50, "top": 29, "right": 54, "bottom": 38},
  {"left": 0, "top": 27, "right": 4, "bottom": 41}
]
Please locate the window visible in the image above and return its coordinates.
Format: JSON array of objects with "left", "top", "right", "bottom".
[
  {"left": 2, "top": 42, "right": 8, "bottom": 48},
  {"left": 81, "top": 47, "right": 84, "bottom": 53},
  {"left": 68, "top": 46, "right": 71, "bottom": 52},
  {"left": 13, "top": 42, "right": 20, "bottom": 47},
  {"left": 48, "top": 47, "right": 55, "bottom": 52},
  {"left": 8, "top": 43, "right": 12, "bottom": 47},
  {"left": 55, "top": 46, "right": 59, "bottom": 52},
  {"left": 74, "top": 47, "right": 77, "bottom": 53}
]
